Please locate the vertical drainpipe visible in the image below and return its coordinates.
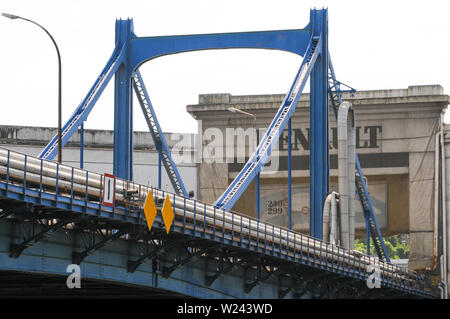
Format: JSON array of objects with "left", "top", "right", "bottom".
[
  {"left": 337, "top": 101, "right": 352, "bottom": 249},
  {"left": 431, "top": 131, "right": 440, "bottom": 272},
  {"left": 440, "top": 113, "right": 448, "bottom": 297},
  {"left": 330, "top": 192, "right": 338, "bottom": 246},
  {"left": 348, "top": 110, "right": 356, "bottom": 250},
  {"left": 322, "top": 193, "right": 332, "bottom": 242},
  {"left": 323, "top": 191, "right": 339, "bottom": 245}
]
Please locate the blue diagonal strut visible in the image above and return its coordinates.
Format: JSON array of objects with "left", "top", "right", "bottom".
[
  {"left": 39, "top": 44, "right": 126, "bottom": 160},
  {"left": 328, "top": 54, "right": 390, "bottom": 262},
  {"left": 214, "top": 37, "right": 321, "bottom": 211},
  {"left": 132, "top": 70, "right": 188, "bottom": 196}
]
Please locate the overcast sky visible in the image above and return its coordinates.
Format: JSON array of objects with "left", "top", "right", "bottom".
[{"left": 1, "top": 0, "right": 449, "bottom": 134}]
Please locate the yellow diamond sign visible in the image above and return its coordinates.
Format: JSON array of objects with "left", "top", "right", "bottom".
[
  {"left": 143, "top": 190, "right": 157, "bottom": 231},
  {"left": 143, "top": 191, "right": 174, "bottom": 234},
  {"left": 161, "top": 194, "right": 175, "bottom": 234}
]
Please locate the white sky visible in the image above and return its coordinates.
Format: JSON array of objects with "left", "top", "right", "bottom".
[{"left": 1, "top": 0, "right": 449, "bottom": 134}]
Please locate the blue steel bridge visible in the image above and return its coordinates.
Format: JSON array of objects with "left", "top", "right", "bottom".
[
  {"left": 0, "top": 8, "right": 442, "bottom": 298},
  {"left": 0, "top": 148, "right": 440, "bottom": 298}
]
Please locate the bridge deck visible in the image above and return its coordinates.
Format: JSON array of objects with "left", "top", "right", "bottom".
[{"left": 0, "top": 148, "right": 440, "bottom": 298}]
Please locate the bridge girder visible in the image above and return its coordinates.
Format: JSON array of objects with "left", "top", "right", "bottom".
[{"left": 0, "top": 207, "right": 435, "bottom": 298}]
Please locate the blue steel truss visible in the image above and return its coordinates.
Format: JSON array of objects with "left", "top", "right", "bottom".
[
  {"left": 132, "top": 70, "right": 188, "bottom": 196},
  {"left": 39, "top": 18, "right": 311, "bottom": 180},
  {"left": 38, "top": 44, "right": 125, "bottom": 160},
  {"left": 214, "top": 10, "right": 329, "bottom": 242},
  {"left": 214, "top": 36, "right": 320, "bottom": 210},
  {"left": 37, "top": 8, "right": 386, "bottom": 253}
]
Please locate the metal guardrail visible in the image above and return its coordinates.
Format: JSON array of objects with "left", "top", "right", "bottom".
[{"left": 0, "top": 147, "right": 440, "bottom": 298}]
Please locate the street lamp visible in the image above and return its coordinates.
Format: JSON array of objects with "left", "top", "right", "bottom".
[
  {"left": 227, "top": 107, "right": 260, "bottom": 219},
  {"left": 2, "top": 13, "right": 63, "bottom": 164}
]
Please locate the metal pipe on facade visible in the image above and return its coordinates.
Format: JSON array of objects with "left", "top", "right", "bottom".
[
  {"left": 330, "top": 192, "right": 339, "bottom": 246},
  {"left": 429, "top": 131, "right": 440, "bottom": 272},
  {"left": 323, "top": 191, "right": 339, "bottom": 245},
  {"left": 348, "top": 114, "right": 356, "bottom": 250},
  {"left": 337, "top": 102, "right": 353, "bottom": 249},
  {"left": 445, "top": 125, "right": 450, "bottom": 295},
  {"left": 440, "top": 113, "right": 448, "bottom": 298},
  {"left": 440, "top": 255, "right": 448, "bottom": 299},
  {"left": 322, "top": 193, "right": 332, "bottom": 242}
]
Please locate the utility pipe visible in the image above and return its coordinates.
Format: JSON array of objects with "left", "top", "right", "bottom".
[
  {"left": 445, "top": 124, "right": 450, "bottom": 296},
  {"left": 322, "top": 193, "right": 333, "bottom": 242},
  {"left": 348, "top": 112, "right": 356, "bottom": 250},
  {"left": 330, "top": 192, "right": 339, "bottom": 246},
  {"left": 429, "top": 131, "right": 440, "bottom": 272},
  {"left": 440, "top": 112, "right": 448, "bottom": 298},
  {"left": 323, "top": 191, "right": 339, "bottom": 245},
  {"left": 337, "top": 101, "right": 354, "bottom": 249}
]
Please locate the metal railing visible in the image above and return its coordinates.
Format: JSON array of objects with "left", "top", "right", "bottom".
[{"left": 0, "top": 147, "right": 440, "bottom": 298}]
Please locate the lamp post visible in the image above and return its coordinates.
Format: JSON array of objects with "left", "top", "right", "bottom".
[
  {"left": 2, "top": 13, "right": 62, "bottom": 164},
  {"left": 228, "top": 107, "right": 260, "bottom": 219},
  {"left": 228, "top": 107, "right": 257, "bottom": 149}
]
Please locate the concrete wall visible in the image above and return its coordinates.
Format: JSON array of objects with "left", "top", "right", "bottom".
[
  {"left": 0, "top": 125, "right": 198, "bottom": 196},
  {"left": 188, "top": 85, "right": 449, "bottom": 270}
]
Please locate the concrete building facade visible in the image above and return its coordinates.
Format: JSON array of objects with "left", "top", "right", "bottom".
[
  {"left": 187, "top": 85, "right": 449, "bottom": 270},
  {"left": 0, "top": 126, "right": 198, "bottom": 196}
]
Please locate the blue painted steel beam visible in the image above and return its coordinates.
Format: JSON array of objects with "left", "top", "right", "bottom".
[
  {"left": 40, "top": 15, "right": 312, "bottom": 185},
  {"left": 158, "top": 151, "right": 162, "bottom": 189},
  {"left": 366, "top": 212, "right": 371, "bottom": 254},
  {"left": 255, "top": 173, "right": 260, "bottom": 219},
  {"left": 309, "top": 9, "right": 328, "bottom": 240},
  {"left": 288, "top": 119, "right": 292, "bottom": 230},
  {"left": 111, "top": 19, "right": 312, "bottom": 182},
  {"left": 114, "top": 19, "right": 134, "bottom": 181},
  {"left": 0, "top": 186, "right": 438, "bottom": 298},
  {"left": 0, "top": 145, "right": 438, "bottom": 299},
  {"left": 356, "top": 156, "right": 390, "bottom": 262},
  {"left": 130, "top": 28, "right": 311, "bottom": 71},
  {"left": 80, "top": 123, "right": 84, "bottom": 169},
  {"left": 38, "top": 44, "right": 125, "bottom": 161},
  {"left": 133, "top": 70, "right": 188, "bottom": 196},
  {"left": 214, "top": 37, "right": 320, "bottom": 211}
]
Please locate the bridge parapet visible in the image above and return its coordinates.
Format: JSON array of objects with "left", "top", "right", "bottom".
[{"left": 0, "top": 147, "right": 440, "bottom": 298}]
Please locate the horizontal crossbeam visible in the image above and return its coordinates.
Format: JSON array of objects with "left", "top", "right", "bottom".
[
  {"left": 127, "top": 237, "right": 185, "bottom": 273},
  {"left": 72, "top": 229, "right": 127, "bottom": 265},
  {"left": 204, "top": 250, "right": 257, "bottom": 287},
  {"left": 244, "top": 265, "right": 280, "bottom": 294},
  {"left": 10, "top": 216, "right": 79, "bottom": 258},
  {"left": 162, "top": 246, "right": 215, "bottom": 278}
]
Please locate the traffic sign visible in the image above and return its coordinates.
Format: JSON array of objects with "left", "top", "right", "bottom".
[
  {"left": 143, "top": 190, "right": 157, "bottom": 230},
  {"left": 143, "top": 191, "right": 174, "bottom": 234},
  {"left": 102, "top": 173, "right": 116, "bottom": 207}
]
